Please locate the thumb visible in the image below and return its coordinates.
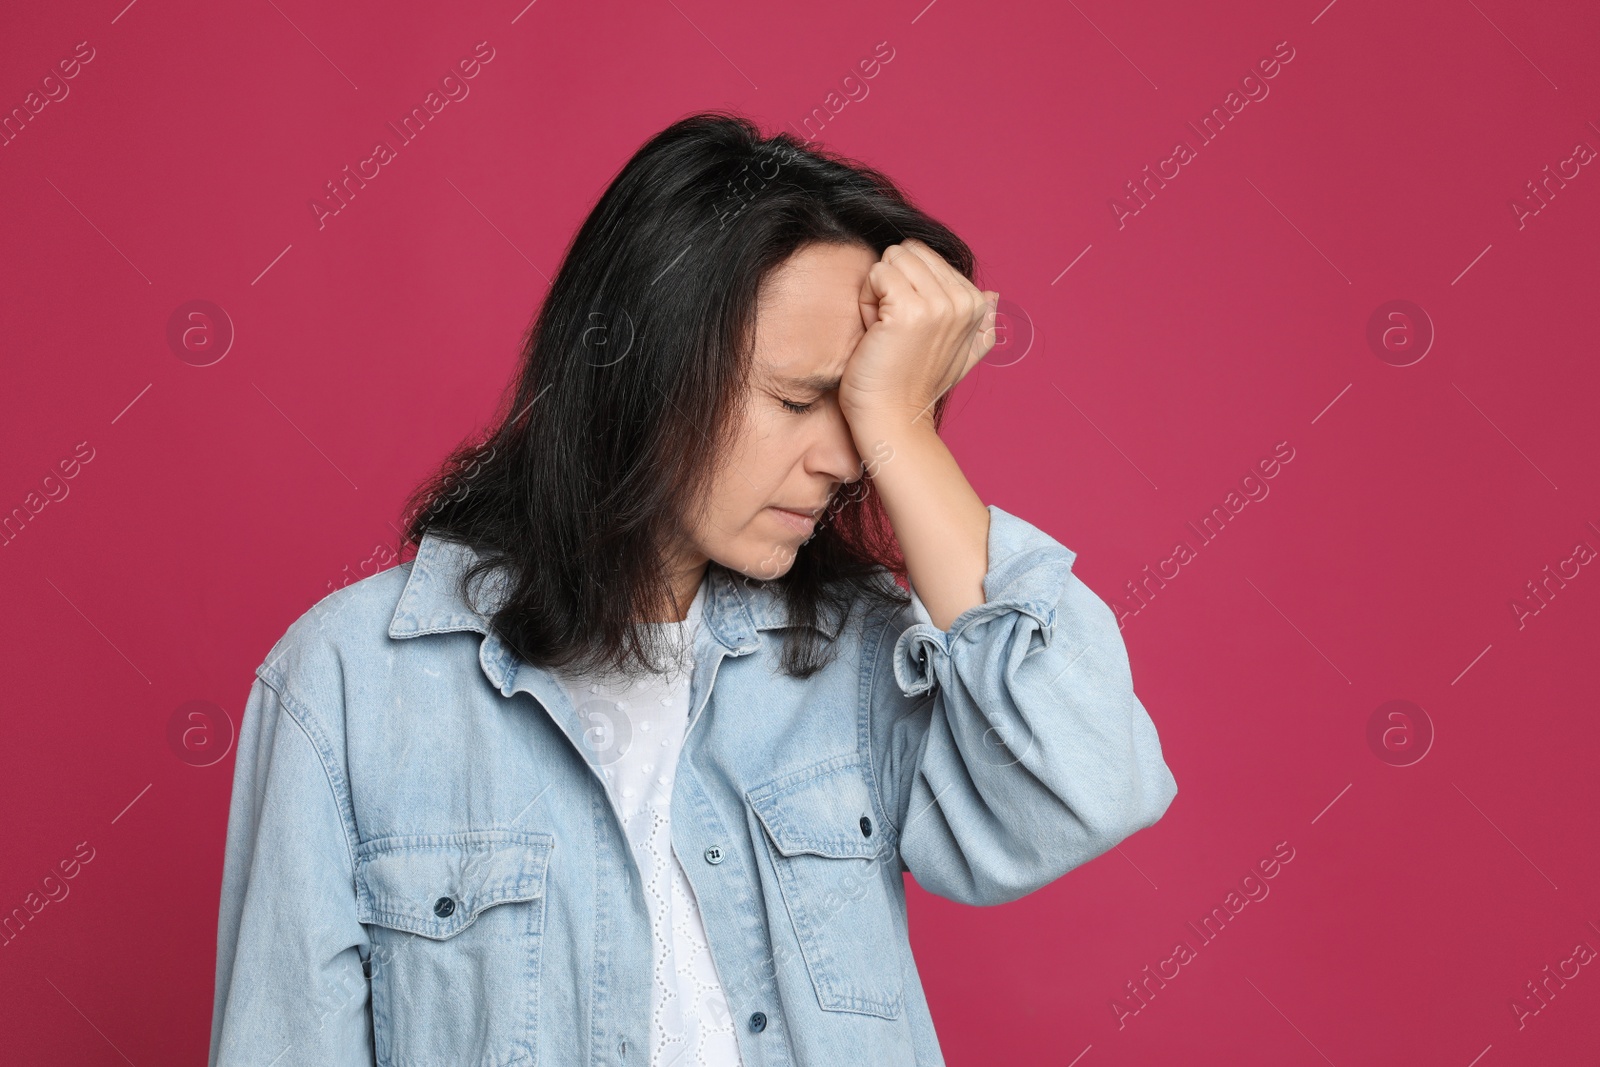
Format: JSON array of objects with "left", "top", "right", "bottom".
[{"left": 858, "top": 271, "right": 883, "bottom": 329}]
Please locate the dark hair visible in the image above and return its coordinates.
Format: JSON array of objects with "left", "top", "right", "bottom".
[{"left": 398, "top": 110, "right": 979, "bottom": 679}]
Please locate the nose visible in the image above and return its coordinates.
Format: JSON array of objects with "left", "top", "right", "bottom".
[{"left": 810, "top": 392, "right": 865, "bottom": 487}]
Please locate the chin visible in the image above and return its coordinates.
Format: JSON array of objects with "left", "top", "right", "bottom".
[{"left": 733, "top": 541, "right": 799, "bottom": 582}]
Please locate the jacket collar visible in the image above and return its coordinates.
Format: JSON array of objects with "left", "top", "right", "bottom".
[{"left": 387, "top": 530, "right": 840, "bottom": 695}]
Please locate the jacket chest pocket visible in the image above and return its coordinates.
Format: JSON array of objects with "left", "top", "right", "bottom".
[
  {"left": 746, "top": 754, "right": 905, "bottom": 1021},
  {"left": 355, "top": 829, "right": 554, "bottom": 1067}
]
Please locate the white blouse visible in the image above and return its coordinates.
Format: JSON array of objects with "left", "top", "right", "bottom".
[{"left": 556, "top": 575, "right": 744, "bottom": 1067}]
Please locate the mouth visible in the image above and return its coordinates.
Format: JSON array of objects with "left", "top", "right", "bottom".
[{"left": 768, "top": 504, "right": 823, "bottom": 534}]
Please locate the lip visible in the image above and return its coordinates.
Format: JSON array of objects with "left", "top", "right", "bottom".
[{"left": 768, "top": 506, "right": 821, "bottom": 534}]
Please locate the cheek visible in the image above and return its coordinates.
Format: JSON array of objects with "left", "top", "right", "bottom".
[
  {"left": 693, "top": 411, "right": 807, "bottom": 567},
  {"left": 731, "top": 416, "right": 801, "bottom": 494},
  {"left": 689, "top": 447, "right": 766, "bottom": 537}
]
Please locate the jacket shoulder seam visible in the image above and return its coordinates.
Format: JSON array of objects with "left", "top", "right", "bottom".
[{"left": 253, "top": 671, "right": 362, "bottom": 879}]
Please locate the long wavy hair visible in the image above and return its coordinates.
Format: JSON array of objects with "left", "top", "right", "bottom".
[{"left": 398, "top": 110, "right": 979, "bottom": 680}]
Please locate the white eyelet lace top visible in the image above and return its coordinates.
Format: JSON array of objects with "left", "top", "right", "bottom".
[{"left": 556, "top": 575, "right": 744, "bottom": 1067}]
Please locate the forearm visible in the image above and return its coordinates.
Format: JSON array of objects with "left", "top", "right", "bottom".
[{"left": 848, "top": 410, "right": 989, "bottom": 631}]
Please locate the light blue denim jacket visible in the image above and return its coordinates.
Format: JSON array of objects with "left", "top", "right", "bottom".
[{"left": 208, "top": 504, "right": 1178, "bottom": 1067}]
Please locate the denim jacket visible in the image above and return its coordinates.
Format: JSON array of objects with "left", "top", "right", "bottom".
[{"left": 208, "top": 504, "right": 1178, "bottom": 1067}]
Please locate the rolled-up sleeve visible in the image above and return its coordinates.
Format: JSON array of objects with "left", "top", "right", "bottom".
[
  {"left": 868, "top": 504, "right": 1178, "bottom": 907},
  {"left": 209, "top": 670, "right": 374, "bottom": 1066}
]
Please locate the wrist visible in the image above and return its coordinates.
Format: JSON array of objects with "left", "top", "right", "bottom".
[
  {"left": 842, "top": 401, "right": 939, "bottom": 443},
  {"left": 846, "top": 410, "right": 949, "bottom": 494}
]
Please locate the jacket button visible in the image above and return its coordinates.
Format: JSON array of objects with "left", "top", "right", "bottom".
[
  {"left": 748, "top": 1011, "right": 767, "bottom": 1032},
  {"left": 704, "top": 845, "right": 724, "bottom": 865},
  {"left": 860, "top": 815, "right": 873, "bottom": 838},
  {"left": 433, "top": 896, "right": 456, "bottom": 918}
]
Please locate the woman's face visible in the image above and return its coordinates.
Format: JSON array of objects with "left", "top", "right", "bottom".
[{"left": 671, "top": 241, "right": 877, "bottom": 599}]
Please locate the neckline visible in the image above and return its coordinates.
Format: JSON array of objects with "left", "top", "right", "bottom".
[{"left": 640, "top": 572, "right": 707, "bottom": 631}]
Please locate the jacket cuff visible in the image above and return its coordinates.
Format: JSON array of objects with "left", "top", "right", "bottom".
[{"left": 891, "top": 505, "right": 1078, "bottom": 698}]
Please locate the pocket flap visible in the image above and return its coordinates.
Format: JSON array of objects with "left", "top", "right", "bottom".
[
  {"left": 354, "top": 829, "right": 554, "bottom": 939},
  {"left": 747, "top": 754, "right": 886, "bottom": 860}
]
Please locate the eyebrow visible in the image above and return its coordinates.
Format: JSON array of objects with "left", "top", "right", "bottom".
[{"left": 772, "top": 373, "right": 843, "bottom": 393}]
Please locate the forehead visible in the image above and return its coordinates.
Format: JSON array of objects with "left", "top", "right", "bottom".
[{"left": 752, "top": 242, "right": 875, "bottom": 385}]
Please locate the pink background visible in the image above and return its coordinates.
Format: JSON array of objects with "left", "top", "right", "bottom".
[{"left": 3, "top": 0, "right": 1598, "bottom": 1062}]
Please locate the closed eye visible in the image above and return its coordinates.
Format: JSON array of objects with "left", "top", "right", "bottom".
[{"left": 779, "top": 397, "right": 816, "bottom": 414}]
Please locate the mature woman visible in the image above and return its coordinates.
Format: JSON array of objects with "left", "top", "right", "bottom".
[{"left": 208, "top": 111, "right": 1177, "bottom": 1067}]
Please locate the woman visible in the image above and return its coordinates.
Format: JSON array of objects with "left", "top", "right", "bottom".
[{"left": 208, "top": 111, "right": 1177, "bottom": 1067}]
